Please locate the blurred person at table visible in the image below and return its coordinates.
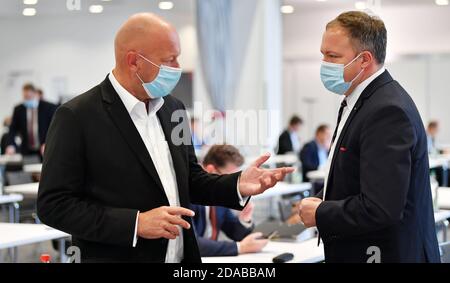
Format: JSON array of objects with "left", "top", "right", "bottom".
[
  {"left": 276, "top": 115, "right": 303, "bottom": 155},
  {"left": 300, "top": 124, "right": 331, "bottom": 182},
  {"left": 426, "top": 121, "right": 439, "bottom": 155},
  {"left": 5, "top": 83, "right": 57, "bottom": 157},
  {"left": 190, "top": 144, "right": 268, "bottom": 257},
  {"left": 1, "top": 117, "right": 12, "bottom": 154}
]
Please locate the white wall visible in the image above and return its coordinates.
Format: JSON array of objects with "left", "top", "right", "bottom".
[
  {"left": 0, "top": 12, "right": 196, "bottom": 131},
  {"left": 283, "top": 5, "right": 450, "bottom": 142}
]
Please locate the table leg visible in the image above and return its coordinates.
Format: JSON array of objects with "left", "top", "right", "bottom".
[
  {"left": 59, "top": 238, "right": 67, "bottom": 263},
  {"left": 442, "top": 166, "right": 449, "bottom": 187},
  {"left": 443, "top": 220, "right": 449, "bottom": 242},
  {"left": 8, "top": 203, "right": 14, "bottom": 223},
  {"left": 14, "top": 202, "right": 20, "bottom": 223}
]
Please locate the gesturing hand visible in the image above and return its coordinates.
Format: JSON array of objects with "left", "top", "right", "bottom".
[
  {"left": 137, "top": 206, "right": 195, "bottom": 240},
  {"left": 239, "top": 153, "right": 295, "bottom": 197}
]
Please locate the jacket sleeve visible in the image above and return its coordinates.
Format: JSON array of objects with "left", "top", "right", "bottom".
[
  {"left": 196, "top": 236, "right": 239, "bottom": 257},
  {"left": 37, "top": 106, "right": 138, "bottom": 247},
  {"left": 316, "top": 105, "right": 415, "bottom": 238},
  {"left": 300, "top": 143, "right": 318, "bottom": 172},
  {"left": 221, "top": 208, "right": 253, "bottom": 241},
  {"left": 6, "top": 106, "right": 19, "bottom": 148}
]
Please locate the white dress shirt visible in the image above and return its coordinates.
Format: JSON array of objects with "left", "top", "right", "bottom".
[
  {"left": 109, "top": 72, "right": 183, "bottom": 263},
  {"left": 322, "top": 67, "right": 386, "bottom": 200}
]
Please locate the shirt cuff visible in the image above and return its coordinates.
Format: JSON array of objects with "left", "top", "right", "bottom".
[
  {"left": 132, "top": 211, "right": 140, "bottom": 247},
  {"left": 236, "top": 176, "right": 249, "bottom": 207}
]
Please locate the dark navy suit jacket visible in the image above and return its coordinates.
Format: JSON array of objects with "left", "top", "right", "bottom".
[
  {"left": 300, "top": 140, "right": 320, "bottom": 182},
  {"left": 190, "top": 204, "right": 253, "bottom": 256},
  {"left": 316, "top": 70, "right": 440, "bottom": 263}
]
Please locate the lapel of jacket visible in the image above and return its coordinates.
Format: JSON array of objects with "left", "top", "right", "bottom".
[
  {"left": 156, "top": 102, "right": 190, "bottom": 206},
  {"left": 100, "top": 76, "right": 166, "bottom": 194},
  {"left": 324, "top": 70, "right": 394, "bottom": 199}
]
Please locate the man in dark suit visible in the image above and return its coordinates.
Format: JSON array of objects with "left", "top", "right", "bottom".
[
  {"left": 300, "top": 124, "right": 331, "bottom": 182},
  {"left": 298, "top": 11, "right": 440, "bottom": 263},
  {"left": 191, "top": 145, "right": 268, "bottom": 257},
  {"left": 276, "top": 115, "right": 303, "bottom": 155},
  {"left": 5, "top": 83, "right": 57, "bottom": 157},
  {"left": 37, "top": 13, "right": 293, "bottom": 263},
  {"left": 1, "top": 117, "right": 11, "bottom": 154}
]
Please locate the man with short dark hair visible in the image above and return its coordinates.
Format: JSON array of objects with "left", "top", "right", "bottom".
[
  {"left": 5, "top": 83, "right": 57, "bottom": 157},
  {"left": 191, "top": 145, "right": 268, "bottom": 257},
  {"left": 298, "top": 11, "right": 440, "bottom": 262},
  {"left": 277, "top": 115, "right": 303, "bottom": 155},
  {"left": 300, "top": 124, "right": 331, "bottom": 182}
]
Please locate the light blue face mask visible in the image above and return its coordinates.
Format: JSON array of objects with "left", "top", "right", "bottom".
[
  {"left": 23, "top": 98, "right": 39, "bottom": 109},
  {"left": 136, "top": 54, "right": 182, "bottom": 99},
  {"left": 320, "top": 53, "right": 364, "bottom": 95}
]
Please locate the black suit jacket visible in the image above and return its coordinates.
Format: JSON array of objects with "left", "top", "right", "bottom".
[
  {"left": 300, "top": 140, "right": 320, "bottom": 182},
  {"left": 316, "top": 70, "right": 440, "bottom": 263},
  {"left": 37, "top": 77, "right": 245, "bottom": 263},
  {"left": 7, "top": 100, "right": 57, "bottom": 155},
  {"left": 277, "top": 130, "right": 293, "bottom": 155},
  {"left": 190, "top": 204, "right": 253, "bottom": 257}
]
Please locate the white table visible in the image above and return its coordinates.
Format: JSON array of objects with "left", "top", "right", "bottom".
[
  {"left": 438, "top": 187, "right": 450, "bottom": 209},
  {"left": 0, "top": 223, "right": 70, "bottom": 263},
  {"left": 5, "top": 182, "right": 39, "bottom": 197},
  {"left": 252, "top": 182, "right": 312, "bottom": 200},
  {"left": 306, "top": 170, "right": 326, "bottom": 182},
  {"left": 245, "top": 154, "right": 299, "bottom": 168},
  {"left": 202, "top": 237, "right": 324, "bottom": 263},
  {"left": 0, "top": 194, "right": 23, "bottom": 223},
  {"left": 23, "top": 163, "right": 42, "bottom": 174},
  {"left": 0, "top": 154, "right": 22, "bottom": 166}
]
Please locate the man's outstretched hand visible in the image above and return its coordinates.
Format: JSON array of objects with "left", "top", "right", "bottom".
[{"left": 238, "top": 153, "right": 295, "bottom": 197}]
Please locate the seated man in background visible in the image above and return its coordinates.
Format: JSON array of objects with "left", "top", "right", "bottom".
[
  {"left": 426, "top": 120, "right": 439, "bottom": 155},
  {"left": 299, "top": 124, "right": 331, "bottom": 182},
  {"left": 191, "top": 144, "right": 268, "bottom": 257},
  {"left": 5, "top": 83, "right": 58, "bottom": 157},
  {"left": 276, "top": 115, "right": 303, "bottom": 155}
]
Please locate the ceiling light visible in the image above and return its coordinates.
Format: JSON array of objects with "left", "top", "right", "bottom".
[
  {"left": 355, "top": 1, "right": 367, "bottom": 10},
  {"left": 316, "top": 0, "right": 327, "bottom": 2},
  {"left": 23, "top": 0, "right": 38, "bottom": 5},
  {"left": 159, "top": 1, "right": 174, "bottom": 10},
  {"left": 435, "top": 0, "right": 449, "bottom": 5},
  {"left": 89, "top": 5, "right": 104, "bottom": 14},
  {"left": 280, "top": 5, "right": 295, "bottom": 14},
  {"left": 23, "top": 7, "right": 36, "bottom": 16}
]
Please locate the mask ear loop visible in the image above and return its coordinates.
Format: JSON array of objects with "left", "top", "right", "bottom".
[
  {"left": 137, "top": 53, "right": 161, "bottom": 69},
  {"left": 345, "top": 52, "right": 365, "bottom": 84},
  {"left": 344, "top": 52, "right": 364, "bottom": 68}
]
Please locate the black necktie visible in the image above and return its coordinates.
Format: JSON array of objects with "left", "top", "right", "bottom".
[{"left": 331, "top": 99, "right": 348, "bottom": 145}]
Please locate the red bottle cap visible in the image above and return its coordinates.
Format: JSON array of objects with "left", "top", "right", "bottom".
[{"left": 40, "top": 254, "right": 51, "bottom": 263}]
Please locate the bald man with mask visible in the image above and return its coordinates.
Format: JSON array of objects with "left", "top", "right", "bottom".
[{"left": 37, "top": 13, "right": 294, "bottom": 263}]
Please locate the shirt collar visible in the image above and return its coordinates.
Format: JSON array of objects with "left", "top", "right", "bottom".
[
  {"left": 345, "top": 66, "right": 386, "bottom": 109},
  {"left": 108, "top": 71, "right": 164, "bottom": 117}
]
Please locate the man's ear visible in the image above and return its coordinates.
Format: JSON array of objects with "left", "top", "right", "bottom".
[
  {"left": 361, "top": 51, "right": 373, "bottom": 68},
  {"left": 204, "top": 164, "right": 217, "bottom": 174},
  {"left": 127, "top": 51, "right": 139, "bottom": 72}
]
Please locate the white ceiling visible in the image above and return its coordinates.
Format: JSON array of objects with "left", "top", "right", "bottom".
[
  {"left": 285, "top": 0, "right": 447, "bottom": 9},
  {"left": 0, "top": 0, "right": 195, "bottom": 17}
]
